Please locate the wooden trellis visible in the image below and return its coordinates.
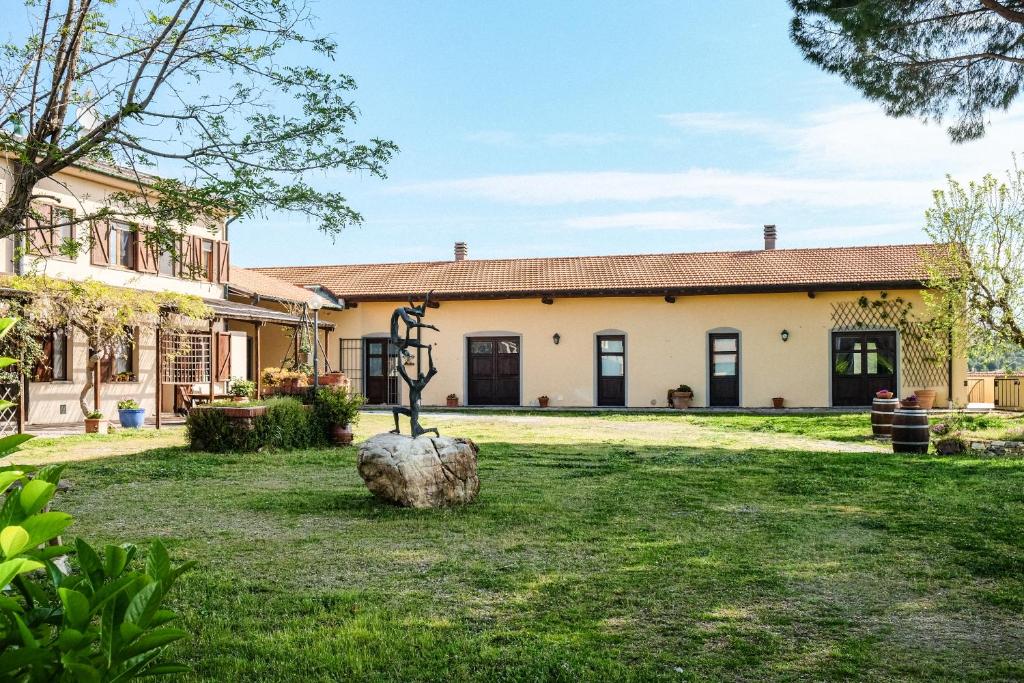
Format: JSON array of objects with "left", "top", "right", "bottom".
[
  {"left": 160, "top": 331, "right": 211, "bottom": 384},
  {"left": 831, "top": 300, "right": 949, "bottom": 388}
]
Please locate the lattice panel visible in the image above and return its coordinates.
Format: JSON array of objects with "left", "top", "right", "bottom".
[
  {"left": 832, "top": 300, "right": 949, "bottom": 388},
  {"left": 0, "top": 383, "right": 19, "bottom": 437},
  {"left": 161, "top": 332, "right": 210, "bottom": 384}
]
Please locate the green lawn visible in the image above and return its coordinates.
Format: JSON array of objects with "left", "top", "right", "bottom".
[{"left": 17, "top": 412, "right": 1024, "bottom": 681}]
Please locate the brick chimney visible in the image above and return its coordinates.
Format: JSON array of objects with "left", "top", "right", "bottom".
[
  {"left": 454, "top": 241, "right": 468, "bottom": 261},
  {"left": 763, "top": 224, "right": 777, "bottom": 250}
]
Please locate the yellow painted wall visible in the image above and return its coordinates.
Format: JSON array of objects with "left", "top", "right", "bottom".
[{"left": 295, "top": 288, "right": 968, "bottom": 409}]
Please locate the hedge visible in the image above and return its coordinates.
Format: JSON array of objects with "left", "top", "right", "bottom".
[{"left": 185, "top": 397, "right": 328, "bottom": 452}]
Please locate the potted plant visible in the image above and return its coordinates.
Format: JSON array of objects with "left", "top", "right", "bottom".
[
  {"left": 772, "top": 396, "right": 784, "bottom": 409},
  {"left": 538, "top": 395, "right": 550, "bottom": 408},
  {"left": 446, "top": 393, "right": 459, "bottom": 408},
  {"left": 116, "top": 399, "right": 145, "bottom": 428},
  {"left": 914, "top": 388, "right": 937, "bottom": 410},
  {"left": 670, "top": 385, "right": 693, "bottom": 409},
  {"left": 320, "top": 372, "right": 348, "bottom": 386},
  {"left": 85, "top": 410, "right": 107, "bottom": 434},
  {"left": 314, "top": 386, "right": 366, "bottom": 445},
  {"left": 900, "top": 394, "right": 920, "bottom": 409},
  {"left": 230, "top": 378, "right": 256, "bottom": 403},
  {"left": 876, "top": 389, "right": 894, "bottom": 400}
]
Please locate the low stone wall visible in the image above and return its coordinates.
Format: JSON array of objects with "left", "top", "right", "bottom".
[{"left": 967, "top": 439, "right": 1024, "bottom": 456}]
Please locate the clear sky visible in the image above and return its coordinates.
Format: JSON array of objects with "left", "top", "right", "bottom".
[{"left": 232, "top": 0, "right": 1024, "bottom": 268}]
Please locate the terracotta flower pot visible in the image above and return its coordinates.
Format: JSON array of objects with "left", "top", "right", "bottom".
[
  {"left": 914, "top": 389, "right": 937, "bottom": 410},
  {"left": 321, "top": 373, "right": 347, "bottom": 386},
  {"left": 331, "top": 424, "right": 353, "bottom": 445},
  {"left": 84, "top": 418, "right": 108, "bottom": 435},
  {"left": 232, "top": 396, "right": 247, "bottom": 403},
  {"left": 538, "top": 397, "right": 550, "bottom": 408},
  {"left": 772, "top": 397, "right": 784, "bottom": 409},
  {"left": 670, "top": 391, "right": 692, "bottom": 409},
  {"left": 446, "top": 398, "right": 458, "bottom": 408},
  {"left": 876, "top": 391, "right": 894, "bottom": 400}
]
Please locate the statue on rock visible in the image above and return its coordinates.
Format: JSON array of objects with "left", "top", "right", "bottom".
[
  {"left": 358, "top": 290, "right": 480, "bottom": 508},
  {"left": 389, "top": 291, "right": 438, "bottom": 437}
]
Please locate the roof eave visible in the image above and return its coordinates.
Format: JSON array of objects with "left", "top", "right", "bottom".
[{"left": 330, "top": 279, "right": 930, "bottom": 303}]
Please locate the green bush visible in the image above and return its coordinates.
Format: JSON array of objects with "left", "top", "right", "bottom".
[
  {"left": 185, "top": 397, "right": 327, "bottom": 452},
  {"left": 0, "top": 316, "right": 191, "bottom": 680},
  {"left": 312, "top": 386, "right": 365, "bottom": 428}
]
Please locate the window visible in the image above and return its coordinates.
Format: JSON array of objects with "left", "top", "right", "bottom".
[
  {"left": 101, "top": 328, "right": 135, "bottom": 382},
  {"left": 108, "top": 222, "right": 135, "bottom": 269},
  {"left": 201, "top": 239, "right": 214, "bottom": 281},
  {"left": 53, "top": 207, "right": 74, "bottom": 248},
  {"left": 158, "top": 249, "right": 175, "bottom": 276},
  {"left": 33, "top": 330, "right": 68, "bottom": 382}
]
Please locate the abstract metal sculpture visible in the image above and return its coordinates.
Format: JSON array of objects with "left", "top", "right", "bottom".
[{"left": 389, "top": 291, "right": 439, "bottom": 437}]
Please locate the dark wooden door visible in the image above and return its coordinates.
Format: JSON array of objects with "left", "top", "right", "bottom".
[
  {"left": 832, "top": 331, "right": 897, "bottom": 406},
  {"left": 467, "top": 337, "right": 520, "bottom": 405},
  {"left": 597, "top": 335, "right": 625, "bottom": 406},
  {"left": 709, "top": 333, "right": 740, "bottom": 407},
  {"left": 363, "top": 338, "right": 396, "bottom": 404}
]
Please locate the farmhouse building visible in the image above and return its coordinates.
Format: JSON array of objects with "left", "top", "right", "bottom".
[{"left": 251, "top": 230, "right": 968, "bottom": 409}]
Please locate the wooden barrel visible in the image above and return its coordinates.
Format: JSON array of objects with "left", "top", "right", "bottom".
[
  {"left": 871, "top": 397, "right": 899, "bottom": 439},
  {"left": 891, "top": 407, "right": 930, "bottom": 454}
]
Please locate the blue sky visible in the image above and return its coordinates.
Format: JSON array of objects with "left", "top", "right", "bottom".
[{"left": 232, "top": 0, "right": 1024, "bottom": 267}]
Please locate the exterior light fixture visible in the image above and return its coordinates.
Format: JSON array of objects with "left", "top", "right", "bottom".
[
  {"left": 552, "top": 333, "right": 561, "bottom": 345},
  {"left": 780, "top": 329, "right": 790, "bottom": 342}
]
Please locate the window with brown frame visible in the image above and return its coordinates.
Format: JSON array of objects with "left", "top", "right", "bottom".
[
  {"left": 32, "top": 329, "right": 69, "bottom": 382},
  {"left": 100, "top": 327, "right": 136, "bottom": 382},
  {"left": 26, "top": 204, "right": 74, "bottom": 258},
  {"left": 107, "top": 222, "right": 135, "bottom": 269},
  {"left": 201, "top": 239, "right": 214, "bottom": 281}
]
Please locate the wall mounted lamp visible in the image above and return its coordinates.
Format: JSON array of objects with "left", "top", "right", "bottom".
[
  {"left": 780, "top": 329, "right": 790, "bottom": 342},
  {"left": 552, "top": 333, "right": 561, "bottom": 345}
]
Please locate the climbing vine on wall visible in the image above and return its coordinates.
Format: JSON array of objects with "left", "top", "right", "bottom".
[{"left": 831, "top": 292, "right": 950, "bottom": 388}]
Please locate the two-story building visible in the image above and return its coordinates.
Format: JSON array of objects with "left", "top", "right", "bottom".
[{"left": 0, "top": 160, "right": 331, "bottom": 427}]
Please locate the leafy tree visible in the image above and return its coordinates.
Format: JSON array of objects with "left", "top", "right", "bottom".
[
  {"left": 0, "top": 0, "right": 397, "bottom": 261},
  {"left": 790, "top": 1, "right": 1024, "bottom": 141},
  {"left": 923, "top": 161, "right": 1024, "bottom": 365}
]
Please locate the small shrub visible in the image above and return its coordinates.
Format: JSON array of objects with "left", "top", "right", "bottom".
[
  {"left": 85, "top": 410, "right": 103, "bottom": 420},
  {"left": 313, "top": 387, "right": 364, "bottom": 428},
  {"left": 230, "top": 377, "right": 256, "bottom": 398},
  {"left": 117, "top": 398, "right": 141, "bottom": 410},
  {"left": 186, "top": 397, "right": 327, "bottom": 452}
]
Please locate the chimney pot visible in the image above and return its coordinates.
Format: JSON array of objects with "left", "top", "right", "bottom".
[
  {"left": 763, "top": 224, "right": 777, "bottom": 250},
  {"left": 454, "top": 241, "right": 468, "bottom": 261}
]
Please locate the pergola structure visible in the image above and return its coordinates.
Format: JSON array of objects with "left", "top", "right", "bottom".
[{"left": 154, "top": 297, "right": 334, "bottom": 428}]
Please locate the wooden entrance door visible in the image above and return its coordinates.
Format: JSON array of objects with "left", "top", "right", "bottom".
[
  {"left": 832, "top": 331, "right": 897, "bottom": 406},
  {"left": 709, "top": 333, "right": 740, "bottom": 407},
  {"left": 363, "top": 338, "right": 397, "bottom": 404},
  {"left": 467, "top": 337, "right": 520, "bottom": 405},
  {"left": 596, "top": 335, "right": 625, "bottom": 406}
]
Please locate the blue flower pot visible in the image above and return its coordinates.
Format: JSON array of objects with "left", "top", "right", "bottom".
[{"left": 118, "top": 408, "right": 146, "bottom": 429}]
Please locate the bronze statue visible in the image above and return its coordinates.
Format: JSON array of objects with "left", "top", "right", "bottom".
[{"left": 389, "top": 291, "right": 439, "bottom": 437}]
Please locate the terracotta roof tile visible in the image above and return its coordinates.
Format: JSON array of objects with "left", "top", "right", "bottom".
[
  {"left": 228, "top": 266, "right": 323, "bottom": 305},
  {"left": 251, "top": 244, "right": 941, "bottom": 301}
]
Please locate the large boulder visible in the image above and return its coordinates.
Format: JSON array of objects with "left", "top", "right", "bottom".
[{"left": 357, "top": 433, "right": 480, "bottom": 508}]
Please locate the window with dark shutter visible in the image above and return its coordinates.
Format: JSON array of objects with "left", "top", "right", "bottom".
[
  {"left": 32, "top": 330, "right": 68, "bottom": 382},
  {"left": 90, "top": 221, "right": 110, "bottom": 266}
]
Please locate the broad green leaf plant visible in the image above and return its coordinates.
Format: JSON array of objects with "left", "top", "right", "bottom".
[{"left": 0, "top": 318, "right": 194, "bottom": 681}]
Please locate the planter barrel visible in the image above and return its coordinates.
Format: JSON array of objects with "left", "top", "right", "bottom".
[
  {"left": 891, "top": 407, "right": 930, "bottom": 454},
  {"left": 914, "top": 389, "right": 937, "bottom": 410},
  {"left": 870, "top": 397, "right": 899, "bottom": 439}
]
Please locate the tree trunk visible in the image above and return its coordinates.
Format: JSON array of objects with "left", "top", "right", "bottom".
[
  {"left": 0, "top": 162, "right": 38, "bottom": 239},
  {"left": 79, "top": 350, "right": 101, "bottom": 417}
]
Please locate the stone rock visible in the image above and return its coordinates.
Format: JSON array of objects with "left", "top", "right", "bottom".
[{"left": 357, "top": 432, "right": 480, "bottom": 508}]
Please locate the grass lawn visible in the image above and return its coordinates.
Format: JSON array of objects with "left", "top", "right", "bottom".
[{"left": 16, "top": 412, "right": 1024, "bottom": 681}]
